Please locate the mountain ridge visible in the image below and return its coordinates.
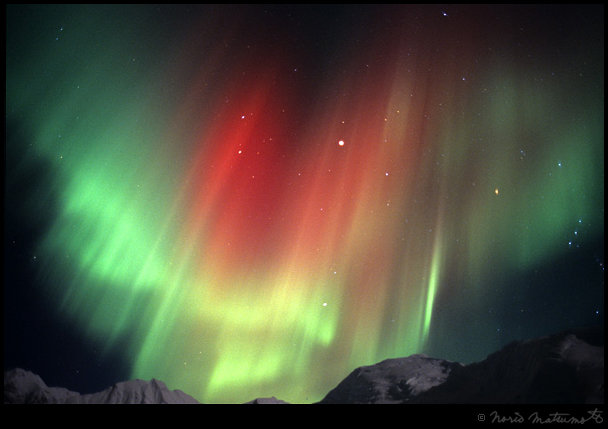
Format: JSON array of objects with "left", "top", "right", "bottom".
[
  {"left": 4, "top": 326, "right": 603, "bottom": 404},
  {"left": 317, "top": 326, "right": 603, "bottom": 404}
]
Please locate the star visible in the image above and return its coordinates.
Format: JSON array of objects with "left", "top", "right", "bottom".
[{"left": 338, "top": 140, "right": 345, "bottom": 147}]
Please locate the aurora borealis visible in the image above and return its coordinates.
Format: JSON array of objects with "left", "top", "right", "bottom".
[{"left": 5, "top": 4, "right": 604, "bottom": 404}]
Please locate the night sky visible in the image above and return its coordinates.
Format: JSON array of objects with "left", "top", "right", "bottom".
[{"left": 5, "top": 4, "right": 604, "bottom": 404}]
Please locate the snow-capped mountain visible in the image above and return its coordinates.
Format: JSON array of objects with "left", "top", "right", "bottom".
[
  {"left": 4, "top": 327, "right": 602, "bottom": 404},
  {"left": 409, "top": 328, "right": 604, "bottom": 404},
  {"left": 318, "top": 326, "right": 604, "bottom": 404},
  {"left": 3, "top": 368, "right": 200, "bottom": 404},
  {"left": 244, "top": 396, "right": 290, "bottom": 404},
  {"left": 319, "top": 354, "right": 463, "bottom": 404}
]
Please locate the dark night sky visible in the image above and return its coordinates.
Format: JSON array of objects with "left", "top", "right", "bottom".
[{"left": 5, "top": 4, "right": 604, "bottom": 404}]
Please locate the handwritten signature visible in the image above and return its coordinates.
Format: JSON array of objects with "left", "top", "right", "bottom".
[{"left": 486, "top": 409, "right": 603, "bottom": 424}]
